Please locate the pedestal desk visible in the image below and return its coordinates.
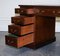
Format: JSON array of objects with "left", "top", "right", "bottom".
[{"left": 5, "top": 5, "right": 60, "bottom": 49}]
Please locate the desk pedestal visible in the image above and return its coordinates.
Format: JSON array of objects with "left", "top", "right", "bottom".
[{"left": 26, "top": 16, "right": 56, "bottom": 49}]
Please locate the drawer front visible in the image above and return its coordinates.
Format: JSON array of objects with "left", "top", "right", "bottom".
[
  {"left": 15, "top": 8, "right": 26, "bottom": 15},
  {"left": 20, "top": 8, "right": 27, "bottom": 15},
  {"left": 5, "top": 33, "right": 34, "bottom": 48},
  {"left": 8, "top": 25, "right": 19, "bottom": 35},
  {"left": 39, "top": 9, "right": 50, "bottom": 16},
  {"left": 39, "top": 9, "right": 57, "bottom": 16},
  {"left": 23, "top": 16, "right": 35, "bottom": 25},
  {"left": 11, "top": 16, "right": 23, "bottom": 25},
  {"left": 17, "top": 33, "right": 34, "bottom": 48},
  {"left": 38, "top": 8, "right": 60, "bottom": 17},
  {"left": 15, "top": 8, "right": 38, "bottom": 15},
  {"left": 5, "top": 36, "right": 17, "bottom": 47},
  {"left": 20, "top": 24, "right": 34, "bottom": 35},
  {"left": 16, "top": 8, "right": 35, "bottom": 16},
  {"left": 11, "top": 16, "right": 35, "bottom": 25},
  {"left": 8, "top": 24, "right": 34, "bottom": 36},
  {"left": 15, "top": 8, "right": 20, "bottom": 13},
  {"left": 20, "top": 8, "right": 35, "bottom": 14},
  {"left": 15, "top": 7, "right": 60, "bottom": 17}
]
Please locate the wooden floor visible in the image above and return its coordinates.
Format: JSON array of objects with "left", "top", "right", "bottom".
[{"left": 0, "top": 31, "right": 60, "bottom": 56}]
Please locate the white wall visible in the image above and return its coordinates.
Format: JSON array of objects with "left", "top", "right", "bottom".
[
  {"left": 56, "top": 22, "right": 60, "bottom": 32},
  {"left": 0, "top": 0, "right": 60, "bottom": 32},
  {"left": 0, "top": 0, "right": 20, "bottom": 18},
  {"left": 20, "top": 0, "right": 60, "bottom": 6},
  {"left": 0, "top": 0, "right": 20, "bottom": 31}
]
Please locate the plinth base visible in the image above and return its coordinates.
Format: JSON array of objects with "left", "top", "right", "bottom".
[{"left": 26, "top": 37, "right": 56, "bottom": 49}]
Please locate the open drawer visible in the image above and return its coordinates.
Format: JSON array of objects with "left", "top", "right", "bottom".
[
  {"left": 8, "top": 24, "right": 34, "bottom": 36},
  {"left": 5, "top": 33, "right": 34, "bottom": 48},
  {"left": 11, "top": 16, "right": 35, "bottom": 25}
]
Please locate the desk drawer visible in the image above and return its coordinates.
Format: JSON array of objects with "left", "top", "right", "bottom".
[
  {"left": 15, "top": 8, "right": 39, "bottom": 14},
  {"left": 38, "top": 8, "right": 60, "bottom": 17},
  {"left": 16, "top": 8, "right": 35, "bottom": 14},
  {"left": 15, "top": 7, "right": 60, "bottom": 17},
  {"left": 8, "top": 24, "right": 34, "bottom": 36},
  {"left": 15, "top": 8, "right": 35, "bottom": 16},
  {"left": 5, "top": 33, "right": 34, "bottom": 48},
  {"left": 20, "top": 8, "right": 35, "bottom": 17},
  {"left": 11, "top": 16, "right": 35, "bottom": 25}
]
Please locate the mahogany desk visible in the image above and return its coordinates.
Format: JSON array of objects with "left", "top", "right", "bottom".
[
  {"left": 6, "top": 5, "right": 60, "bottom": 49},
  {"left": 19, "top": 5, "right": 59, "bottom": 49}
]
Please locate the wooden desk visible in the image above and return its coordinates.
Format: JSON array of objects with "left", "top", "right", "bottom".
[
  {"left": 18, "top": 5, "right": 57, "bottom": 49},
  {"left": 6, "top": 5, "right": 60, "bottom": 49}
]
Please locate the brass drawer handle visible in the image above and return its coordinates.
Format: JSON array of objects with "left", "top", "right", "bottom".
[
  {"left": 17, "top": 20, "right": 20, "bottom": 23},
  {"left": 14, "top": 20, "right": 20, "bottom": 23}
]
